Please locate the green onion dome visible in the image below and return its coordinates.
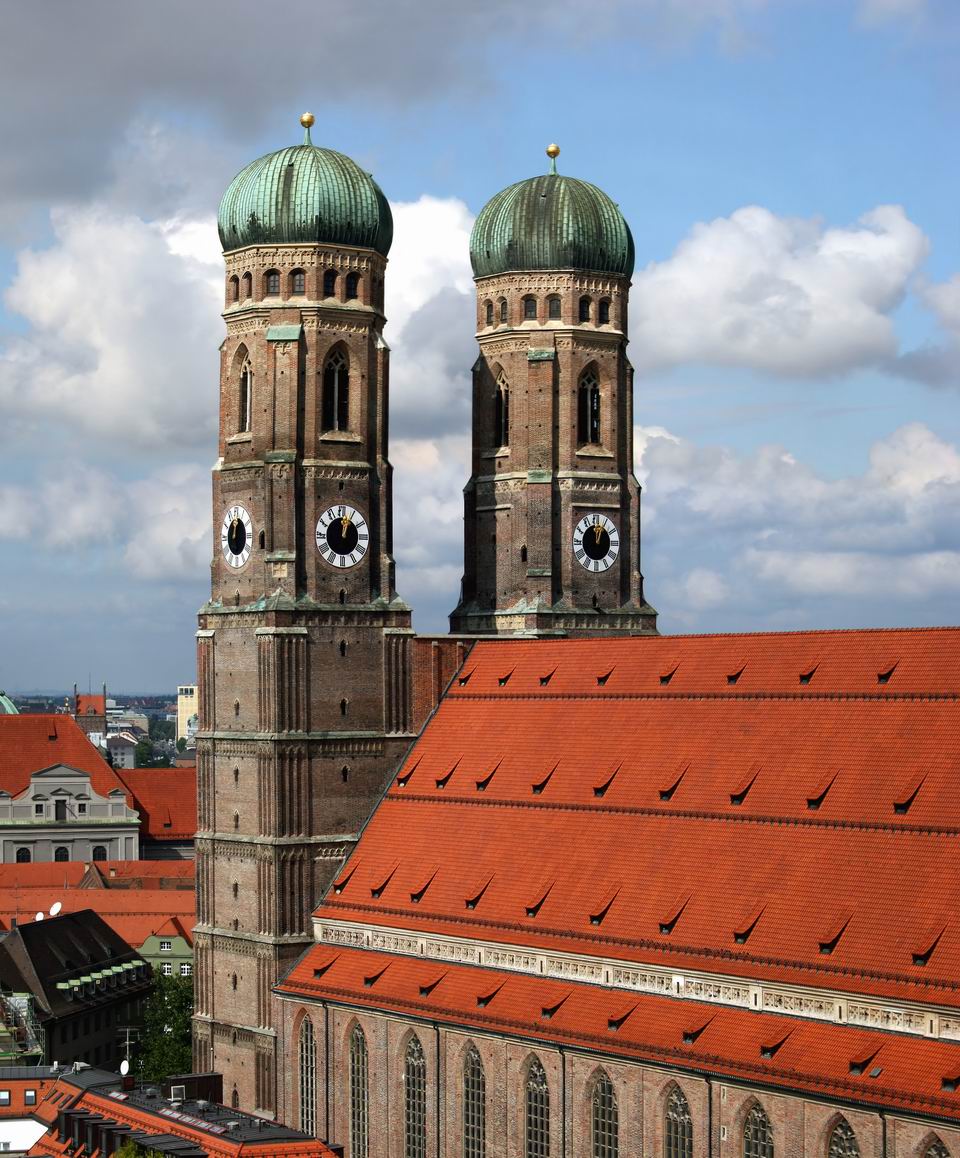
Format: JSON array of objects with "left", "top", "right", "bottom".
[
  {"left": 218, "top": 114, "right": 393, "bottom": 256},
  {"left": 0, "top": 691, "right": 18, "bottom": 715},
  {"left": 470, "top": 146, "right": 634, "bottom": 279}
]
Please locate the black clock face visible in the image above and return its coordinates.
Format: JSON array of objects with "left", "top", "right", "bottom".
[
  {"left": 227, "top": 518, "right": 247, "bottom": 557},
  {"left": 315, "top": 505, "right": 369, "bottom": 569},
  {"left": 573, "top": 513, "right": 619, "bottom": 573},
  {"left": 220, "top": 505, "right": 253, "bottom": 568}
]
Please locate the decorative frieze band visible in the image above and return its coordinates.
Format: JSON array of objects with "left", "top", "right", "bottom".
[{"left": 313, "top": 918, "right": 957, "bottom": 1043}]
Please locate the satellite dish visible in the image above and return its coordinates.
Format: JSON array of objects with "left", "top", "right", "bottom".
[
  {"left": 50, "top": 901, "right": 62, "bottom": 917},
  {"left": 120, "top": 1060, "right": 129, "bottom": 1076},
  {"left": 35, "top": 912, "right": 44, "bottom": 922}
]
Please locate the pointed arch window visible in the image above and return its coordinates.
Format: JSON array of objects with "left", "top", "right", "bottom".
[
  {"left": 323, "top": 270, "right": 338, "bottom": 297},
  {"left": 239, "top": 359, "right": 253, "bottom": 433},
  {"left": 577, "top": 368, "right": 601, "bottom": 445},
  {"left": 499, "top": 298, "right": 508, "bottom": 324},
  {"left": 665, "top": 1086, "right": 693, "bottom": 1158},
  {"left": 265, "top": 270, "right": 281, "bottom": 296},
  {"left": 345, "top": 272, "right": 360, "bottom": 300},
  {"left": 598, "top": 299, "right": 611, "bottom": 325},
  {"left": 349, "top": 1025, "right": 369, "bottom": 1158},
  {"left": 548, "top": 295, "right": 561, "bottom": 320},
  {"left": 525, "top": 1058, "right": 550, "bottom": 1158},
  {"left": 591, "top": 1073, "right": 618, "bottom": 1158},
  {"left": 828, "top": 1120, "right": 860, "bottom": 1158},
  {"left": 494, "top": 371, "right": 510, "bottom": 447},
  {"left": 579, "top": 296, "right": 592, "bottom": 322},
  {"left": 404, "top": 1035, "right": 427, "bottom": 1158},
  {"left": 322, "top": 349, "right": 350, "bottom": 432},
  {"left": 485, "top": 301, "right": 494, "bottom": 326},
  {"left": 463, "top": 1046, "right": 485, "bottom": 1158},
  {"left": 743, "top": 1104, "right": 773, "bottom": 1158},
  {"left": 925, "top": 1144, "right": 950, "bottom": 1158},
  {"left": 291, "top": 269, "right": 306, "bottom": 295},
  {"left": 298, "top": 1017, "right": 317, "bottom": 1135}
]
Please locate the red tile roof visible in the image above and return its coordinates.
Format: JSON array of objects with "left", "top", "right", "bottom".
[
  {"left": 0, "top": 715, "right": 131, "bottom": 802},
  {"left": 279, "top": 945, "right": 960, "bottom": 1120},
  {"left": 0, "top": 888, "right": 194, "bottom": 949},
  {"left": 311, "top": 628, "right": 960, "bottom": 1007},
  {"left": 114, "top": 767, "right": 197, "bottom": 839},
  {"left": 75, "top": 695, "right": 105, "bottom": 716}
]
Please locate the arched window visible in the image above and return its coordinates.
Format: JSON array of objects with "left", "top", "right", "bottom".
[
  {"left": 239, "top": 359, "right": 253, "bottom": 433},
  {"left": 577, "top": 368, "right": 601, "bottom": 445},
  {"left": 525, "top": 1058, "right": 550, "bottom": 1158},
  {"left": 665, "top": 1085, "right": 693, "bottom": 1158},
  {"left": 523, "top": 296, "right": 537, "bottom": 321},
  {"left": 291, "top": 270, "right": 306, "bottom": 295},
  {"left": 404, "top": 1035, "right": 427, "bottom": 1158},
  {"left": 499, "top": 298, "right": 508, "bottom": 323},
  {"left": 579, "top": 296, "right": 592, "bottom": 322},
  {"left": 229, "top": 275, "right": 240, "bottom": 303},
  {"left": 548, "top": 295, "right": 561, "bottom": 320},
  {"left": 591, "top": 1073, "right": 618, "bottom": 1158},
  {"left": 233, "top": 811, "right": 240, "bottom": 830},
  {"left": 241, "top": 272, "right": 252, "bottom": 299},
  {"left": 15, "top": 847, "right": 30, "bottom": 864},
  {"left": 463, "top": 1046, "right": 485, "bottom": 1158},
  {"left": 828, "top": 1120, "right": 860, "bottom": 1158},
  {"left": 485, "top": 301, "right": 494, "bottom": 326},
  {"left": 339, "top": 639, "right": 348, "bottom": 657},
  {"left": 323, "top": 269, "right": 338, "bottom": 297},
  {"left": 350, "top": 1025, "right": 369, "bottom": 1158},
  {"left": 299, "top": 1017, "right": 317, "bottom": 1135},
  {"left": 743, "top": 1104, "right": 773, "bottom": 1158},
  {"left": 345, "top": 272, "right": 360, "bottom": 300},
  {"left": 92, "top": 845, "right": 107, "bottom": 862},
  {"left": 925, "top": 1143, "right": 950, "bottom": 1158},
  {"left": 494, "top": 371, "right": 510, "bottom": 447},
  {"left": 54, "top": 846, "right": 69, "bottom": 862},
  {"left": 322, "top": 349, "right": 349, "bottom": 432},
  {"left": 265, "top": 270, "right": 281, "bottom": 296},
  {"left": 231, "top": 1088, "right": 240, "bottom": 1109},
  {"left": 598, "top": 299, "right": 611, "bottom": 325}
]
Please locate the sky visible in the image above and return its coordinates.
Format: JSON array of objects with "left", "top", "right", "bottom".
[{"left": 0, "top": 0, "right": 957, "bottom": 691}]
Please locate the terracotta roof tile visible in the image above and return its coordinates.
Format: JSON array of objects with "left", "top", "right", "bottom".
[
  {"left": 114, "top": 767, "right": 197, "bottom": 839},
  {"left": 0, "top": 715, "right": 131, "bottom": 802}
]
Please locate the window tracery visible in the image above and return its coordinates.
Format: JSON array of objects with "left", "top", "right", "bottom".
[
  {"left": 828, "top": 1120, "right": 860, "bottom": 1158},
  {"left": 525, "top": 1058, "right": 550, "bottom": 1158},
  {"left": 298, "top": 1018, "right": 316, "bottom": 1135},
  {"left": 404, "top": 1035, "right": 427, "bottom": 1158},
  {"left": 743, "top": 1104, "right": 773, "bottom": 1158},
  {"left": 463, "top": 1045, "right": 485, "bottom": 1158},
  {"left": 322, "top": 349, "right": 349, "bottom": 432},
  {"left": 665, "top": 1085, "right": 693, "bottom": 1158},
  {"left": 591, "top": 1072, "right": 618, "bottom": 1158},
  {"left": 577, "top": 368, "right": 601, "bottom": 445},
  {"left": 495, "top": 370, "right": 510, "bottom": 447},
  {"left": 350, "top": 1025, "right": 369, "bottom": 1158}
]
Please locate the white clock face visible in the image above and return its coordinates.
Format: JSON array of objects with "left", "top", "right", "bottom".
[
  {"left": 221, "top": 504, "right": 253, "bottom": 568},
  {"left": 573, "top": 513, "right": 620, "bottom": 573},
  {"left": 316, "top": 504, "right": 369, "bottom": 569}
]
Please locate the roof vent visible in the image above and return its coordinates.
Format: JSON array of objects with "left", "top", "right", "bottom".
[
  {"left": 849, "top": 1047, "right": 881, "bottom": 1076},
  {"left": 807, "top": 771, "right": 838, "bottom": 811},
  {"left": 942, "top": 1074, "right": 960, "bottom": 1093},
  {"left": 370, "top": 865, "right": 398, "bottom": 899},
  {"left": 659, "top": 765, "right": 687, "bottom": 802},
  {"left": 333, "top": 866, "right": 357, "bottom": 894},
  {"left": 410, "top": 870, "right": 438, "bottom": 905},
  {"left": 539, "top": 670, "right": 555, "bottom": 687},
  {"left": 727, "top": 665, "right": 745, "bottom": 686},
  {"left": 819, "top": 914, "right": 852, "bottom": 956},
  {"left": 465, "top": 875, "right": 494, "bottom": 911},
  {"left": 607, "top": 1004, "right": 638, "bottom": 1032},
  {"left": 733, "top": 904, "right": 765, "bottom": 945},
  {"left": 457, "top": 671, "right": 473, "bottom": 687},
  {"left": 526, "top": 883, "right": 554, "bottom": 919},
  {"left": 760, "top": 1030, "right": 793, "bottom": 1059},
  {"left": 659, "top": 895, "right": 690, "bottom": 936},
  {"left": 363, "top": 964, "right": 390, "bottom": 988},
  {"left": 596, "top": 669, "right": 613, "bottom": 687},
  {"left": 682, "top": 1016, "right": 714, "bottom": 1045},
  {"left": 659, "top": 665, "right": 679, "bottom": 686},
  {"left": 419, "top": 972, "right": 446, "bottom": 997},
  {"left": 435, "top": 760, "right": 460, "bottom": 789},
  {"left": 532, "top": 764, "right": 557, "bottom": 795},
  {"left": 594, "top": 766, "right": 619, "bottom": 798},
  {"left": 799, "top": 663, "right": 818, "bottom": 685},
  {"left": 913, "top": 926, "right": 945, "bottom": 967},
  {"left": 477, "top": 982, "right": 504, "bottom": 1008},
  {"left": 476, "top": 761, "right": 500, "bottom": 792},
  {"left": 877, "top": 661, "right": 898, "bottom": 685},
  {"left": 894, "top": 772, "right": 926, "bottom": 815},
  {"left": 541, "top": 993, "right": 570, "bottom": 1020},
  {"left": 312, "top": 955, "right": 339, "bottom": 979},
  {"left": 730, "top": 767, "right": 760, "bottom": 806},
  {"left": 396, "top": 759, "right": 420, "bottom": 788},
  {"left": 498, "top": 671, "right": 513, "bottom": 687},
  {"left": 590, "top": 888, "right": 619, "bottom": 927}
]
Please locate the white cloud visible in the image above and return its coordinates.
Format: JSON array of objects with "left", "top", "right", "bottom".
[{"left": 631, "top": 204, "right": 929, "bottom": 377}]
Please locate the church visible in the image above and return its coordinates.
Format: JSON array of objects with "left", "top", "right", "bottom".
[{"left": 193, "top": 116, "right": 960, "bottom": 1156}]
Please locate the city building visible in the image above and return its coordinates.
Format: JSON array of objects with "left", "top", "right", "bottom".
[
  {"left": 177, "top": 685, "right": 198, "bottom": 743},
  {"left": 72, "top": 689, "right": 106, "bottom": 740},
  {"left": 113, "top": 768, "right": 196, "bottom": 860},
  {"left": 0, "top": 716, "right": 140, "bottom": 864},
  {"left": 105, "top": 733, "right": 137, "bottom": 769},
  {"left": 193, "top": 119, "right": 960, "bottom": 1151}
]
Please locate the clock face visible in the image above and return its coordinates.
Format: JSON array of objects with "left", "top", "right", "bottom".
[
  {"left": 316, "top": 504, "right": 369, "bottom": 569},
  {"left": 573, "top": 513, "right": 620, "bottom": 573},
  {"left": 221, "top": 504, "right": 253, "bottom": 568}
]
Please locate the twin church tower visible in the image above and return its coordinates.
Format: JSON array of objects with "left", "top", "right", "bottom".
[{"left": 193, "top": 116, "right": 656, "bottom": 1112}]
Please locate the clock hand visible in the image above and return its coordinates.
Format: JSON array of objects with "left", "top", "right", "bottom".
[{"left": 340, "top": 515, "right": 352, "bottom": 536}]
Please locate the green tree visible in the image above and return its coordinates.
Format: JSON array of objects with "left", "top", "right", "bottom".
[
  {"left": 137, "top": 974, "right": 193, "bottom": 1082},
  {"left": 135, "top": 739, "right": 153, "bottom": 767},
  {"left": 116, "top": 1142, "right": 164, "bottom": 1158},
  {"left": 149, "top": 718, "right": 175, "bottom": 742},
  {"left": 176, "top": 736, "right": 187, "bottom": 752}
]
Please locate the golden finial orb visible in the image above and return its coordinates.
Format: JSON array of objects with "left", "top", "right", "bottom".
[
  {"left": 546, "top": 143, "right": 560, "bottom": 159},
  {"left": 300, "top": 112, "right": 316, "bottom": 128}
]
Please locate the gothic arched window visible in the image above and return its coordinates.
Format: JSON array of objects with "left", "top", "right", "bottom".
[
  {"left": 290, "top": 269, "right": 306, "bottom": 295},
  {"left": 241, "top": 272, "right": 252, "bottom": 299},
  {"left": 548, "top": 295, "right": 561, "bottom": 320},
  {"left": 54, "top": 846, "right": 69, "bottom": 862},
  {"left": 494, "top": 371, "right": 510, "bottom": 447},
  {"left": 404, "top": 1035, "right": 427, "bottom": 1158},
  {"left": 577, "top": 368, "right": 601, "bottom": 445},
  {"left": 828, "top": 1120, "right": 860, "bottom": 1158},
  {"left": 598, "top": 299, "right": 611, "bottom": 325},
  {"left": 322, "top": 349, "right": 349, "bottom": 432},
  {"left": 15, "top": 847, "right": 30, "bottom": 864},
  {"left": 523, "top": 296, "right": 537, "bottom": 321},
  {"left": 345, "top": 272, "right": 360, "bottom": 300},
  {"left": 591, "top": 1072, "right": 618, "bottom": 1158},
  {"left": 485, "top": 301, "right": 494, "bottom": 326},
  {"left": 463, "top": 1046, "right": 485, "bottom": 1158},
  {"left": 579, "top": 296, "right": 592, "bottom": 322},
  {"left": 925, "top": 1143, "right": 950, "bottom": 1158},
  {"left": 239, "top": 359, "right": 252, "bottom": 433},
  {"left": 665, "top": 1085, "right": 693, "bottom": 1158},
  {"left": 323, "top": 269, "right": 338, "bottom": 297},
  {"left": 743, "top": 1104, "right": 773, "bottom": 1158},
  {"left": 525, "top": 1057, "right": 550, "bottom": 1158},
  {"left": 499, "top": 298, "right": 508, "bottom": 323},
  {"left": 92, "top": 845, "right": 107, "bottom": 862},
  {"left": 229, "top": 275, "right": 240, "bottom": 303},
  {"left": 299, "top": 1017, "right": 317, "bottom": 1135},
  {"left": 265, "top": 269, "right": 281, "bottom": 296},
  {"left": 350, "top": 1025, "right": 369, "bottom": 1158},
  {"left": 231, "top": 1088, "right": 240, "bottom": 1109}
]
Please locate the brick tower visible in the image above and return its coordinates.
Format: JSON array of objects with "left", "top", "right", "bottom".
[
  {"left": 450, "top": 146, "right": 657, "bottom": 637},
  {"left": 192, "top": 115, "right": 419, "bottom": 1115}
]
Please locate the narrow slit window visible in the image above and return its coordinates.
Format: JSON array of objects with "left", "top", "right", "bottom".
[
  {"left": 323, "top": 269, "right": 338, "bottom": 297},
  {"left": 579, "top": 296, "right": 592, "bottom": 322},
  {"left": 322, "top": 349, "right": 350, "bottom": 432},
  {"left": 577, "top": 368, "right": 601, "bottom": 445},
  {"left": 499, "top": 298, "right": 508, "bottom": 323},
  {"left": 345, "top": 272, "right": 360, "bottom": 300},
  {"left": 485, "top": 301, "right": 494, "bottom": 326},
  {"left": 495, "top": 371, "right": 510, "bottom": 446}
]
